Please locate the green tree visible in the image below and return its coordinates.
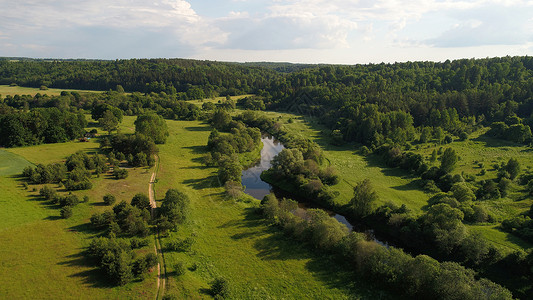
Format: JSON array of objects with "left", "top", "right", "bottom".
[
  {"left": 349, "top": 179, "right": 378, "bottom": 218},
  {"left": 131, "top": 193, "right": 151, "bottom": 211},
  {"left": 134, "top": 112, "right": 169, "bottom": 144},
  {"left": 160, "top": 189, "right": 190, "bottom": 225},
  {"left": 504, "top": 158, "right": 520, "bottom": 180},
  {"left": 103, "top": 194, "right": 116, "bottom": 205},
  {"left": 100, "top": 110, "right": 119, "bottom": 134},
  {"left": 440, "top": 148, "right": 458, "bottom": 173}
]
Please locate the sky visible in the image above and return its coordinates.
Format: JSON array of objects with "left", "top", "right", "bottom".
[{"left": 0, "top": 0, "right": 532, "bottom": 64}]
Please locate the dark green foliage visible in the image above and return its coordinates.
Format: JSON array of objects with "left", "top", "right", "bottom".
[
  {"left": 131, "top": 193, "right": 151, "bottom": 211},
  {"left": 261, "top": 193, "right": 512, "bottom": 299},
  {"left": 167, "top": 236, "right": 195, "bottom": 252},
  {"left": 503, "top": 158, "right": 520, "bottom": 180},
  {"left": 237, "top": 96, "right": 266, "bottom": 110},
  {"left": 349, "top": 179, "right": 378, "bottom": 218},
  {"left": 113, "top": 167, "right": 128, "bottom": 179},
  {"left": 103, "top": 194, "right": 116, "bottom": 206},
  {"left": 159, "top": 189, "right": 190, "bottom": 226},
  {"left": 39, "top": 185, "right": 57, "bottom": 200},
  {"left": 211, "top": 277, "right": 230, "bottom": 299},
  {"left": 0, "top": 108, "right": 86, "bottom": 147},
  {"left": 60, "top": 206, "right": 73, "bottom": 219},
  {"left": 134, "top": 112, "right": 169, "bottom": 144},
  {"left": 211, "top": 109, "right": 233, "bottom": 131},
  {"left": 439, "top": 148, "right": 458, "bottom": 174},
  {"left": 217, "top": 156, "right": 242, "bottom": 184},
  {"left": 174, "top": 261, "right": 186, "bottom": 276},
  {"left": 59, "top": 194, "right": 80, "bottom": 207}
]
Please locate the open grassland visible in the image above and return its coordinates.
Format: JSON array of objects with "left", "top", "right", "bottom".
[
  {"left": 0, "top": 150, "right": 34, "bottom": 176},
  {"left": 252, "top": 110, "right": 533, "bottom": 253},
  {"left": 0, "top": 116, "right": 157, "bottom": 299},
  {"left": 0, "top": 85, "right": 101, "bottom": 97},
  {"left": 155, "top": 119, "right": 384, "bottom": 299}
]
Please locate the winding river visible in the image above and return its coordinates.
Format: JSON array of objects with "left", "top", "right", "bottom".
[{"left": 241, "top": 134, "right": 355, "bottom": 231}]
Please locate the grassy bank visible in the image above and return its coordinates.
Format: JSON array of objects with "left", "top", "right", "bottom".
[{"left": 155, "top": 119, "right": 385, "bottom": 299}]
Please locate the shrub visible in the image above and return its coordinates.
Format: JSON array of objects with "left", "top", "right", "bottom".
[
  {"left": 113, "top": 167, "right": 128, "bottom": 179},
  {"left": 103, "top": 194, "right": 116, "bottom": 205},
  {"left": 211, "top": 277, "right": 230, "bottom": 299},
  {"left": 174, "top": 261, "right": 186, "bottom": 276},
  {"left": 61, "top": 206, "right": 73, "bottom": 218}
]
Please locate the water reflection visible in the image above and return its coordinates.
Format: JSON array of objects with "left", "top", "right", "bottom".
[{"left": 241, "top": 134, "right": 354, "bottom": 230}]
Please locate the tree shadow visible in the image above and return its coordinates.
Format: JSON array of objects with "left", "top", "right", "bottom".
[
  {"left": 184, "top": 145, "right": 207, "bottom": 155},
  {"left": 182, "top": 176, "right": 218, "bottom": 190},
  {"left": 44, "top": 215, "right": 62, "bottom": 221},
  {"left": 90, "top": 202, "right": 108, "bottom": 207},
  {"left": 58, "top": 252, "right": 115, "bottom": 288},
  {"left": 391, "top": 179, "right": 425, "bottom": 192},
  {"left": 185, "top": 126, "right": 212, "bottom": 132}
]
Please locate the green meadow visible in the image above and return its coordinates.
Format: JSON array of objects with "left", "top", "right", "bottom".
[
  {"left": 0, "top": 85, "right": 101, "bottom": 97},
  {"left": 0, "top": 117, "right": 156, "bottom": 299},
  {"left": 0, "top": 115, "right": 386, "bottom": 299},
  {"left": 155, "top": 119, "right": 384, "bottom": 299}
]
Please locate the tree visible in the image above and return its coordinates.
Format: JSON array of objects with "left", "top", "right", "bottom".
[
  {"left": 504, "top": 158, "right": 520, "bottom": 180},
  {"left": 100, "top": 110, "right": 119, "bottom": 134},
  {"left": 440, "top": 148, "right": 457, "bottom": 173},
  {"left": 349, "top": 179, "right": 378, "bottom": 218},
  {"left": 103, "top": 194, "right": 116, "bottom": 205},
  {"left": 61, "top": 206, "right": 73, "bottom": 218},
  {"left": 211, "top": 109, "right": 232, "bottom": 131},
  {"left": 134, "top": 113, "right": 169, "bottom": 144},
  {"left": 160, "top": 189, "right": 190, "bottom": 225},
  {"left": 271, "top": 148, "right": 304, "bottom": 177},
  {"left": 450, "top": 183, "right": 475, "bottom": 203},
  {"left": 131, "top": 193, "right": 151, "bottom": 211}
]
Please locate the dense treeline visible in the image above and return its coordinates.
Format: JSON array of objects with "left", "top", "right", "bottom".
[
  {"left": 0, "top": 58, "right": 278, "bottom": 96},
  {"left": 267, "top": 56, "right": 533, "bottom": 147},
  {"left": 262, "top": 193, "right": 513, "bottom": 300},
  {"left": 0, "top": 107, "right": 86, "bottom": 147}
]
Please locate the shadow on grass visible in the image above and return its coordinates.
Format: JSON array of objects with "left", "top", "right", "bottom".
[
  {"left": 58, "top": 252, "right": 115, "bottom": 288},
  {"left": 90, "top": 202, "right": 108, "bottom": 207},
  {"left": 184, "top": 145, "right": 207, "bottom": 155},
  {"left": 182, "top": 176, "right": 218, "bottom": 190},
  {"left": 185, "top": 126, "right": 212, "bottom": 132},
  {"left": 391, "top": 179, "right": 424, "bottom": 192}
]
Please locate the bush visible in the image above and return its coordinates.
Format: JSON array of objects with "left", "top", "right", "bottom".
[
  {"left": 211, "top": 277, "right": 230, "bottom": 299},
  {"left": 103, "top": 194, "right": 116, "bottom": 205},
  {"left": 61, "top": 206, "right": 73, "bottom": 218},
  {"left": 39, "top": 185, "right": 57, "bottom": 200},
  {"left": 113, "top": 167, "right": 128, "bottom": 179},
  {"left": 174, "top": 261, "right": 186, "bottom": 276},
  {"left": 60, "top": 194, "right": 80, "bottom": 207}
]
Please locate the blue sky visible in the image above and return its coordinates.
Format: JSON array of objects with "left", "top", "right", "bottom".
[{"left": 0, "top": 0, "right": 532, "bottom": 64}]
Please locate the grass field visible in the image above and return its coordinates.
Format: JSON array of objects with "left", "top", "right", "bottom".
[
  {"left": 0, "top": 150, "right": 34, "bottom": 176},
  {"left": 0, "top": 116, "right": 157, "bottom": 299},
  {"left": 0, "top": 85, "right": 101, "bottom": 97},
  {"left": 155, "top": 119, "right": 385, "bottom": 299}
]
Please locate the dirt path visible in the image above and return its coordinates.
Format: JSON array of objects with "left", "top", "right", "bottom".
[{"left": 149, "top": 155, "right": 166, "bottom": 300}]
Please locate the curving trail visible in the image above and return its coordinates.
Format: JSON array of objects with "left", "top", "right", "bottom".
[{"left": 149, "top": 155, "right": 166, "bottom": 300}]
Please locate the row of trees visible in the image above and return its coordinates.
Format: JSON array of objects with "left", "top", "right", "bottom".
[{"left": 262, "top": 193, "right": 513, "bottom": 299}]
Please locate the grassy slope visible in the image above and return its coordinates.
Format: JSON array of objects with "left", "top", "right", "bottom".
[
  {"left": 0, "top": 85, "right": 101, "bottom": 97},
  {"left": 156, "top": 120, "right": 383, "bottom": 299},
  {"left": 0, "top": 150, "right": 34, "bottom": 176},
  {"left": 253, "top": 110, "right": 533, "bottom": 253},
  {"left": 0, "top": 116, "right": 156, "bottom": 299}
]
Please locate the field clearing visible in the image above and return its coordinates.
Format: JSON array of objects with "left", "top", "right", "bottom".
[
  {"left": 0, "top": 85, "right": 101, "bottom": 96},
  {"left": 0, "top": 149, "right": 34, "bottom": 176},
  {"left": 0, "top": 120, "right": 157, "bottom": 299},
  {"left": 155, "top": 119, "right": 382, "bottom": 299}
]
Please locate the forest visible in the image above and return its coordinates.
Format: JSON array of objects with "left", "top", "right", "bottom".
[{"left": 1, "top": 56, "right": 533, "bottom": 299}]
